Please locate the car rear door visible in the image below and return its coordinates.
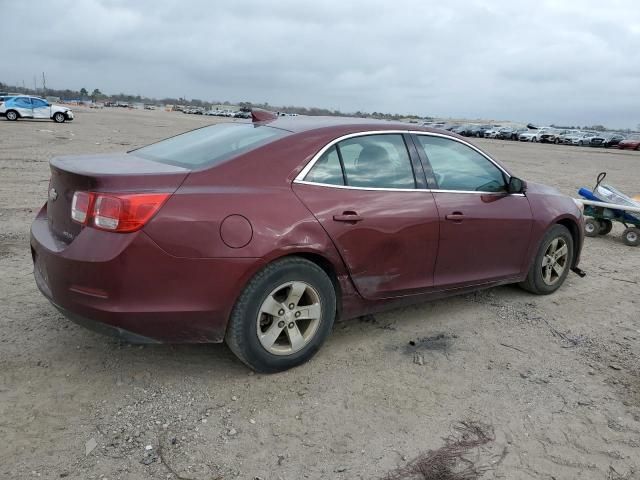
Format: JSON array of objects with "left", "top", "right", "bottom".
[
  {"left": 293, "top": 132, "right": 439, "bottom": 300},
  {"left": 413, "top": 133, "right": 533, "bottom": 288},
  {"left": 14, "top": 97, "right": 33, "bottom": 117}
]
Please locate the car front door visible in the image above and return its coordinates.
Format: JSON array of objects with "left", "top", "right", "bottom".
[
  {"left": 293, "top": 132, "right": 439, "bottom": 300},
  {"left": 413, "top": 134, "right": 533, "bottom": 289},
  {"left": 31, "top": 98, "right": 50, "bottom": 119}
]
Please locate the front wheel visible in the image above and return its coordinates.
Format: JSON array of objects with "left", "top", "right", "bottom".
[
  {"left": 53, "top": 112, "right": 66, "bottom": 123},
  {"left": 532, "top": 137, "right": 537, "bottom": 143},
  {"left": 5, "top": 110, "right": 18, "bottom": 121},
  {"left": 225, "top": 257, "right": 336, "bottom": 373},
  {"left": 520, "top": 225, "right": 574, "bottom": 295},
  {"left": 622, "top": 227, "right": 640, "bottom": 246}
]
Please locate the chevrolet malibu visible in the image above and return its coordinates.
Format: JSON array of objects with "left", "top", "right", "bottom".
[{"left": 31, "top": 111, "right": 584, "bottom": 372}]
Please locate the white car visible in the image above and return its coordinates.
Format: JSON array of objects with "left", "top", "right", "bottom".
[
  {"left": 0, "top": 95, "right": 74, "bottom": 123},
  {"left": 483, "top": 128, "right": 501, "bottom": 138},
  {"left": 518, "top": 131, "right": 538, "bottom": 141}
]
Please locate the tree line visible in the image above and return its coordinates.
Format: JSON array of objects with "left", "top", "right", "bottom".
[{"left": 0, "top": 80, "right": 423, "bottom": 120}]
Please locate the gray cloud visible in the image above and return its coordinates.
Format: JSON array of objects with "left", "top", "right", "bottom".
[{"left": 3, "top": 0, "right": 640, "bottom": 127}]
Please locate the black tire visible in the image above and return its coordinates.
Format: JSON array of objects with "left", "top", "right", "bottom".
[
  {"left": 622, "top": 227, "right": 640, "bottom": 247},
  {"left": 520, "top": 224, "right": 574, "bottom": 295},
  {"left": 532, "top": 137, "right": 537, "bottom": 143},
  {"left": 584, "top": 218, "right": 600, "bottom": 237},
  {"left": 598, "top": 219, "right": 613, "bottom": 235},
  {"left": 5, "top": 110, "right": 18, "bottom": 121},
  {"left": 225, "top": 257, "right": 336, "bottom": 373},
  {"left": 578, "top": 141, "right": 584, "bottom": 146},
  {"left": 53, "top": 112, "right": 66, "bottom": 123}
]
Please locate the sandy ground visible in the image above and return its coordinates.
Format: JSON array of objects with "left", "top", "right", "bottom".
[{"left": 1, "top": 108, "right": 639, "bottom": 480}]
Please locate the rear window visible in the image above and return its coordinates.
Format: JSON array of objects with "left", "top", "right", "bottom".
[{"left": 132, "top": 123, "right": 288, "bottom": 168}]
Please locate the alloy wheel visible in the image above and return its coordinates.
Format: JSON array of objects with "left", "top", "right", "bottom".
[
  {"left": 541, "top": 237, "right": 569, "bottom": 286},
  {"left": 256, "top": 281, "right": 322, "bottom": 355}
]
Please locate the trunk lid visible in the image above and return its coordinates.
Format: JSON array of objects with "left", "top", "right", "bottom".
[{"left": 47, "top": 153, "right": 189, "bottom": 244}]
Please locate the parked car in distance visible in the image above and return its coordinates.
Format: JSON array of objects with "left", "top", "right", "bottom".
[
  {"left": 584, "top": 133, "right": 607, "bottom": 147},
  {"left": 31, "top": 113, "right": 585, "bottom": 372},
  {"left": 508, "top": 128, "right": 529, "bottom": 140},
  {"left": 469, "top": 125, "right": 493, "bottom": 137},
  {"left": 456, "top": 125, "right": 476, "bottom": 137},
  {"left": 570, "top": 132, "right": 596, "bottom": 146},
  {"left": 450, "top": 125, "right": 468, "bottom": 135},
  {"left": 496, "top": 127, "right": 515, "bottom": 139},
  {"left": 518, "top": 130, "right": 538, "bottom": 142},
  {"left": 603, "top": 134, "right": 626, "bottom": 148},
  {"left": 618, "top": 135, "right": 640, "bottom": 150},
  {"left": 0, "top": 95, "right": 74, "bottom": 122},
  {"left": 483, "top": 127, "right": 502, "bottom": 138},
  {"left": 536, "top": 128, "right": 561, "bottom": 143}
]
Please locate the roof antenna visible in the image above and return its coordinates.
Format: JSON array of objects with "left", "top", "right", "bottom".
[{"left": 251, "top": 108, "right": 278, "bottom": 123}]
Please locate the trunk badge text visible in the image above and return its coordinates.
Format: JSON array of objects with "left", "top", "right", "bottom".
[{"left": 49, "top": 188, "right": 58, "bottom": 201}]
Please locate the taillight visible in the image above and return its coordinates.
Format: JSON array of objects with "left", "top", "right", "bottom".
[
  {"left": 71, "top": 191, "right": 93, "bottom": 224},
  {"left": 71, "top": 192, "right": 170, "bottom": 232}
]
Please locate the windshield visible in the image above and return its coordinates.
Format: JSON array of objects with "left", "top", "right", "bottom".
[{"left": 133, "top": 123, "right": 289, "bottom": 169}]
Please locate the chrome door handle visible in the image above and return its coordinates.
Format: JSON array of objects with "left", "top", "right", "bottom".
[
  {"left": 333, "top": 212, "right": 363, "bottom": 223},
  {"left": 445, "top": 212, "right": 465, "bottom": 222}
]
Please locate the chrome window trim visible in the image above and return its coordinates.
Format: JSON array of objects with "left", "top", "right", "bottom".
[
  {"left": 293, "top": 130, "right": 515, "bottom": 194},
  {"left": 294, "top": 179, "right": 425, "bottom": 192},
  {"left": 294, "top": 180, "right": 525, "bottom": 196},
  {"left": 294, "top": 130, "right": 416, "bottom": 182}
]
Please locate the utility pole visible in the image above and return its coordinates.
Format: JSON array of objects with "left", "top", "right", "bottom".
[{"left": 42, "top": 72, "right": 47, "bottom": 95}]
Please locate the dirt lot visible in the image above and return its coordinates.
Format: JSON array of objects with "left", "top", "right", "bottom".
[{"left": 1, "top": 108, "right": 639, "bottom": 480}]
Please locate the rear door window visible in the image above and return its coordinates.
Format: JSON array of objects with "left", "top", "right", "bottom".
[
  {"left": 15, "top": 97, "right": 32, "bottom": 108},
  {"left": 305, "top": 146, "right": 344, "bottom": 186},
  {"left": 338, "top": 134, "right": 415, "bottom": 189}
]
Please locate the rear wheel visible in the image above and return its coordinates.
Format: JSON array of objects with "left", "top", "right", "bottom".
[
  {"left": 520, "top": 225, "right": 573, "bottom": 295},
  {"left": 584, "top": 218, "right": 600, "bottom": 237},
  {"left": 53, "top": 112, "right": 66, "bottom": 123},
  {"left": 225, "top": 257, "right": 336, "bottom": 373},
  {"left": 622, "top": 227, "right": 640, "bottom": 246},
  {"left": 598, "top": 219, "right": 613, "bottom": 235},
  {"left": 5, "top": 110, "right": 18, "bottom": 121}
]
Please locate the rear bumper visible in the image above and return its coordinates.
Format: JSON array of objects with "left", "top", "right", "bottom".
[{"left": 31, "top": 205, "right": 263, "bottom": 343}]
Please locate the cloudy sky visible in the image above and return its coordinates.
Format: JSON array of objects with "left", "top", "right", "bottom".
[{"left": 4, "top": 0, "right": 640, "bottom": 127}]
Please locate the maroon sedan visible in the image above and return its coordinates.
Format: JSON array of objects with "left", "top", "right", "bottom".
[
  {"left": 618, "top": 135, "right": 640, "bottom": 150},
  {"left": 31, "top": 112, "right": 584, "bottom": 372}
]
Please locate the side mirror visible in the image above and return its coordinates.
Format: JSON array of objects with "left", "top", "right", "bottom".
[{"left": 508, "top": 176, "right": 527, "bottom": 194}]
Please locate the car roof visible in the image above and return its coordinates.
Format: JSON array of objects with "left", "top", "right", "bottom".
[{"left": 258, "top": 115, "right": 451, "bottom": 136}]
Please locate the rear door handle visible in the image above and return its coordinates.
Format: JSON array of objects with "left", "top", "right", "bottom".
[
  {"left": 445, "top": 212, "right": 465, "bottom": 222},
  {"left": 333, "top": 211, "right": 363, "bottom": 223}
]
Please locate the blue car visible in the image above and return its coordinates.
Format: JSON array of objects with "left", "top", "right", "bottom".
[{"left": 0, "top": 95, "right": 74, "bottom": 123}]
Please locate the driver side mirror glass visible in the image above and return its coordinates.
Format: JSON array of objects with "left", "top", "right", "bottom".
[{"left": 508, "top": 176, "right": 526, "bottom": 194}]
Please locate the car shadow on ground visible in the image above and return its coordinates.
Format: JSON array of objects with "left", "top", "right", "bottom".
[{"left": 44, "top": 284, "right": 529, "bottom": 379}]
